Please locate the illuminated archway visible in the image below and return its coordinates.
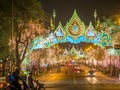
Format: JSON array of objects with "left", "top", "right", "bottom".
[
  {"left": 22, "top": 9, "right": 112, "bottom": 70},
  {"left": 30, "top": 10, "right": 112, "bottom": 50}
]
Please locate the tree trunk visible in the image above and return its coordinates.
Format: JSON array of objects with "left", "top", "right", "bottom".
[{"left": 16, "top": 58, "right": 21, "bottom": 70}]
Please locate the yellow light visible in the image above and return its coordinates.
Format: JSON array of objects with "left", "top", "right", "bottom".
[
  {"left": 117, "top": 18, "right": 120, "bottom": 25},
  {"left": 86, "top": 46, "right": 92, "bottom": 51},
  {"left": 0, "top": 83, "right": 3, "bottom": 87}
]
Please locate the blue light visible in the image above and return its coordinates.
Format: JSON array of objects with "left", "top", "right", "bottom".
[
  {"left": 66, "top": 36, "right": 86, "bottom": 44},
  {"left": 87, "top": 29, "right": 95, "bottom": 37},
  {"left": 73, "top": 24, "right": 78, "bottom": 32},
  {"left": 56, "top": 28, "right": 64, "bottom": 37}
]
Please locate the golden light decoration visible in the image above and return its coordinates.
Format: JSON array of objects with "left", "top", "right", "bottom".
[
  {"left": 69, "top": 20, "right": 82, "bottom": 35},
  {"left": 117, "top": 18, "right": 120, "bottom": 25}
]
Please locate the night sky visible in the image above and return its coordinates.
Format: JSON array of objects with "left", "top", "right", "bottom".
[{"left": 40, "top": 0, "right": 120, "bottom": 25}]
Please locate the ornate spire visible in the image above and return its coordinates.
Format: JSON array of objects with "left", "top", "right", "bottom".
[
  {"left": 53, "top": 9, "right": 56, "bottom": 18},
  {"left": 71, "top": 9, "right": 81, "bottom": 21},
  {"left": 53, "top": 9, "right": 56, "bottom": 28},
  {"left": 94, "top": 9, "right": 97, "bottom": 24},
  {"left": 54, "top": 22, "right": 65, "bottom": 37},
  {"left": 95, "top": 18, "right": 100, "bottom": 30},
  {"left": 48, "top": 17, "right": 55, "bottom": 31}
]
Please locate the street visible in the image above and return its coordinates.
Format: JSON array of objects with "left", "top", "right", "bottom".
[
  {"left": 37, "top": 65, "right": 120, "bottom": 90},
  {"left": 44, "top": 85, "right": 120, "bottom": 90},
  {"left": 1, "top": 65, "right": 120, "bottom": 90},
  {"left": 0, "top": 0, "right": 120, "bottom": 90}
]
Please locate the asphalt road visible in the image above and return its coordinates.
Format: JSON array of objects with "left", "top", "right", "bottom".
[
  {"left": 1, "top": 65, "right": 120, "bottom": 90},
  {"left": 37, "top": 66, "right": 120, "bottom": 90},
  {"left": 44, "top": 85, "right": 120, "bottom": 90}
]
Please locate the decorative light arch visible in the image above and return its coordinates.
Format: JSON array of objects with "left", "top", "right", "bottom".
[
  {"left": 30, "top": 10, "right": 112, "bottom": 51},
  {"left": 22, "top": 9, "right": 113, "bottom": 69}
]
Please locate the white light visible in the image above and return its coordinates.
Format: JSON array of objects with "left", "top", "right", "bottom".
[{"left": 0, "top": 60, "right": 3, "bottom": 62}]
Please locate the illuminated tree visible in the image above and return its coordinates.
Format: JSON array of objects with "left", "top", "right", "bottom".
[
  {"left": 113, "top": 32, "right": 120, "bottom": 45},
  {"left": 14, "top": 21, "right": 47, "bottom": 69},
  {"left": 100, "top": 16, "right": 120, "bottom": 36},
  {"left": 51, "top": 44, "right": 64, "bottom": 62},
  {"left": 86, "top": 46, "right": 105, "bottom": 68},
  {"left": 113, "top": 14, "right": 120, "bottom": 26},
  {"left": 0, "top": 0, "right": 47, "bottom": 69},
  {"left": 28, "top": 48, "right": 47, "bottom": 74}
]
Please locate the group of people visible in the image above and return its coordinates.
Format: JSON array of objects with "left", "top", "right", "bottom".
[{"left": 6, "top": 68, "right": 34, "bottom": 90}]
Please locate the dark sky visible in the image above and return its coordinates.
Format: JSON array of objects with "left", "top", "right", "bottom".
[{"left": 40, "top": 0, "right": 120, "bottom": 25}]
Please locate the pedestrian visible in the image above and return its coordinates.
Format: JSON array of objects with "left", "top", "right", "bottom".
[
  {"left": 6, "top": 72, "right": 16, "bottom": 90},
  {"left": 26, "top": 72, "right": 34, "bottom": 90},
  {"left": 7, "top": 68, "right": 21, "bottom": 90},
  {"left": 6, "top": 72, "right": 11, "bottom": 83},
  {"left": 12, "top": 68, "right": 21, "bottom": 90}
]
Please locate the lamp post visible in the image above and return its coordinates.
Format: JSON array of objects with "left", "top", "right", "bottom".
[{"left": 11, "top": 0, "right": 14, "bottom": 72}]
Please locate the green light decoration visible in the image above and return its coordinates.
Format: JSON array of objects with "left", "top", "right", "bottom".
[
  {"left": 29, "top": 9, "right": 113, "bottom": 52},
  {"left": 54, "top": 22, "right": 65, "bottom": 37},
  {"left": 100, "top": 31, "right": 112, "bottom": 47},
  {"left": 22, "top": 9, "right": 113, "bottom": 70},
  {"left": 69, "top": 45, "right": 77, "bottom": 55},
  {"left": 108, "top": 48, "right": 120, "bottom": 56},
  {"left": 31, "top": 9, "right": 113, "bottom": 50},
  {"left": 63, "top": 46, "right": 86, "bottom": 58},
  {"left": 86, "top": 22, "right": 96, "bottom": 39},
  {"left": 28, "top": 9, "right": 113, "bottom": 55}
]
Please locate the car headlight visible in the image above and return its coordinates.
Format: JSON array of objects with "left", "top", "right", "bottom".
[{"left": 88, "top": 73, "right": 90, "bottom": 75}]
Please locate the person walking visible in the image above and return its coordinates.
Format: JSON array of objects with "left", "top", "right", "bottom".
[
  {"left": 13, "top": 68, "right": 21, "bottom": 90},
  {"left": 26, "top": 72, "right": 34, "bottom": 90},
  {"left": 7, "top": 68, "right": 21, "bottom": 90}
]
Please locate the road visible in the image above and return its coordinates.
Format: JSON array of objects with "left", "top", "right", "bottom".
[
  {"left": 1, "top": 65, "right": 120, "bottom": 90},
  {"left": 38, "top": 72, "right": 120, "bottom": 86},
  {"left": 43, "top": 85, "right": 120, "bottom": 90},
  {"left": 37, "top": 65, "right": 120, "bottom": 90}
]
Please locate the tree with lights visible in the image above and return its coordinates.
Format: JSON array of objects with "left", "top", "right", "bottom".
[
  {"left": 100, "top": 16, "right": 120, "bottom": 36},
  {"left": 0, "top": 0, "right": 47, "bottom": 71}
]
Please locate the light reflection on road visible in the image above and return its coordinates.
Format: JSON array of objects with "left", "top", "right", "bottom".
[
  {"left": 38, "top": 65, "right": 120, "bottom": 86},
  {"left": 86, "top": 77, "right": 98, "bottom": 84}
]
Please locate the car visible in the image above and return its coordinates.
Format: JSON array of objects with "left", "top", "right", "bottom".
[
  {"left": 88, "top": 70, "right": 96, "bottom": 77},
  {"left": 73, "top": 66, "right": 84, "bottom": 73}
]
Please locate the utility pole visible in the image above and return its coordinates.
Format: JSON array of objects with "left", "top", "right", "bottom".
[{"left": 11, "top": 0, "right": 14, "bottom": 72}]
